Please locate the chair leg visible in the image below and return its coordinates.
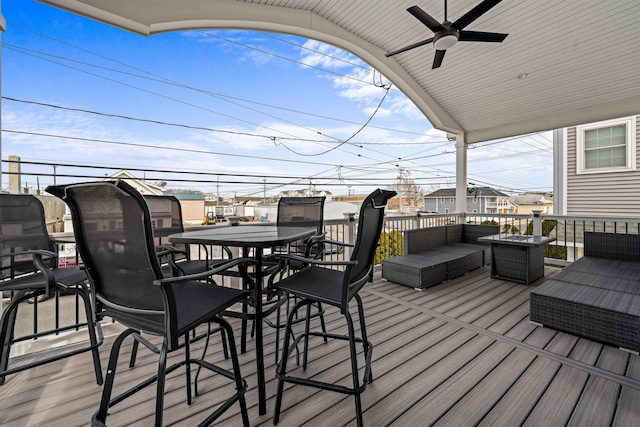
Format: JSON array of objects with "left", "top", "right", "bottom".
[
  {"left": 184, "top": 335, "right": 193, "bottom": 405},
  {"left": 273, "top": 297, "right": 372, "bottom": 427},
  {"left": 154, "top": 340, "right": 169, "bottom": 427},
  {"left": 198, "top": 317, "right": 250, "bottom": 427},
  {"left": 0, "top": 287, "right": 103, "bottom": 386},
  {"left": 355, "top": 294, "right": 373, "bottom": 384},
  {"left": 345, "top": 310, "right": 364, "bottom": 427},
  {"left": 317, "top": 302, "right": 328, "bottom": 342},
  {"left": 0, "top": 291, "right": 25, "bottom": 385},
  {"left": 220, "top": 317, "right": 250, "bottom": 427},
  {"left": 302, "top": 303, "right": 312, "bottom": 371},
  {"left": 220, "top": 326, "right": 229, "bottom": 359},
  {"left": 129, "top": 339, "right": 139, "bottom": 368},
  {"left": 93, "top": 329, "right": 136, "bottom": 426},
  {"left": 273, "top": 298, "right": 301, "bottom": 425},
  {"left": 74, "top": 284, "right": 104, "bottom": 385},
  {"left": 274, "top": 299, "right": 282, "bottom": 364}
]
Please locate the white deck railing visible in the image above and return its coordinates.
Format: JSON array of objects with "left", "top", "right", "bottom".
[{"left": 6, "top": 212, "right": 639, "bottom": 357}]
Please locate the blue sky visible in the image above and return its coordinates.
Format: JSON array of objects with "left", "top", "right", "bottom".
[{"left": 1, "top": 0, "right": 553, "bottom": 199}]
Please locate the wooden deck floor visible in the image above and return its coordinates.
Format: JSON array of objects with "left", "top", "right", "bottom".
[{"left": 2, "top": 266, "right": 640, "bottom": 426}]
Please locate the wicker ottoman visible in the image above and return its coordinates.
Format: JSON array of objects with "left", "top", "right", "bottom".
[
  {"left": 530, "top": 279, "right": 640, "bottom": 352},
  {"left": 382, "top": 253, "right": 463, "bottom": 290}
]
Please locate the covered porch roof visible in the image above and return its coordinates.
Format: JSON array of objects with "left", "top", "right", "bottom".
[{"left": 35, "top": 0, "right": 640, "bottom": 144}]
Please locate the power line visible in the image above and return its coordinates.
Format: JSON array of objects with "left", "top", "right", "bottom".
[
  {"left": 5, "top": 27, "right": 432, "bottom": 139},
  {"left": 4, "top": 27, "right": 454, "bottom": 170}
]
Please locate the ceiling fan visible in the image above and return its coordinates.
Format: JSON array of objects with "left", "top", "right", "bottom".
[{"left": 386, "top": 0, "right": 508, "bottom": 69}]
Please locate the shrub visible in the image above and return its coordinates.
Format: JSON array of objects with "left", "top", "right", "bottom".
[{"left": 375, "top": 230, "right": 404, "bottom": 264}]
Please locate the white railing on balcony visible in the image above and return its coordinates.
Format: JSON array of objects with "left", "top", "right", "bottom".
[{"left": 8, "top": 211, "right": 639, "bottom": 357}]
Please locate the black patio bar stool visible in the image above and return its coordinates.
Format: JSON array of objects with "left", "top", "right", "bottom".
[
  {"left": 0, "top": 194, "right": 103, "bottom": 386},
  {"left": 271, "top": 189, "right": 396, "bottom": 427},
  {"left": 47, "top": 180, "right": 253, "bottom": 427}
]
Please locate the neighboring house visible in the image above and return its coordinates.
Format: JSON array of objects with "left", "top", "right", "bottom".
[
  {"left": 509, "top": 192, "right": 554, "bottom": 214},
  {"left": 554, "top": 115, "right": 639, "bottom": 216},
  {"left": 424, "top": 187, "right": 515, "bottom": 214},
  {"left": 279, "top": 189, "right": 333, "bottom": 201},
  {"left": 108, "top": 170, "right": 165, "bottom": 196},
  {"left": 166, "top": 193, "right": 205, "bottom": 225}
]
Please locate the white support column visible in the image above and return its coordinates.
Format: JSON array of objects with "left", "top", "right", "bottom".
[
  {"left": 0, "top": 2, "right": 5, "bottom": 191},
  {"left": 455, "top": 134, "right": 467, "bottom": 216}
]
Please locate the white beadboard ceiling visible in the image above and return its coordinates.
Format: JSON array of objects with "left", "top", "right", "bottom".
[{"left": 36, "top": 0, "right": 640, "bottom": 143}]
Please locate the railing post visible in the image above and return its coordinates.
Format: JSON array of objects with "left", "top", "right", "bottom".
[
  {"left": 414, "top": 212, "right": 421, "bottom": 230},
  {"left": 345, "top": 212, "right": 356, "bottom": 260},
  {"left": 532, "top": 210, "right": 543, "bottom": 237}
]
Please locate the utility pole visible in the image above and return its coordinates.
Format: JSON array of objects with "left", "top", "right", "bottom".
[
  {"left": 263, "top": 178, "right": 266, "bottom": 204},
  {"left": 216, "top": 176, "right": 220, "bottom": 208},
  {"left": 397, "top": 167, "right": 407, "bottom": 213}
]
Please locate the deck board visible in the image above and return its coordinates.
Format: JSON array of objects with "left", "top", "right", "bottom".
[{"left": 1, "top": 266, "right": 639, "bottom": 426}]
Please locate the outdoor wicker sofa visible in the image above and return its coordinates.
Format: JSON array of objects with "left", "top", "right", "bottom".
[
  {"left": 530, "top": 231, "right": 640, "bottom": 353},
  {"left": 382, "top": 224, "right": 499, "bottom": 290}
]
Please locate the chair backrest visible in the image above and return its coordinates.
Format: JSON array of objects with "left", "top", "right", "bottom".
[
  {"left": 144, "top": 195, "right": 184, "bottom": 238},
  {"left": 47, "top": 181, "right": 166, "bottom": 323},
  {"left": 277, "top": 196, "right": 326, "bottom": 257},
  {"left": 0, "top": 194, "right": 55, "bottom": 280},
  {"left": 342, "top": 189, "right": 396, "bottom": 309},
  {"left": 144, "top": 195, "right": 190, "bottom": 263},
  {"left": 277, "top": 197, "right": 325, "bottom": 234}
]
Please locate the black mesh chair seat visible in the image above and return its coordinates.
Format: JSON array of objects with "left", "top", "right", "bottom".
[
  {"left": 271, "top": 189, "right": 396, "bottom": 427},
  {"left": 47, "top": 180, "right": 252, "bottom": 427},
  {"left": 0, "top": 264, "right": 84, "bottom": 291},
  {"left": 274, "top": 265, "right": 343, "bottom": 306},
  {"left": 106, "top": 280, "right": 247, "bottom": 337},
  {"left": 0, "top": 194, "right": 103, "bottom": 386}
]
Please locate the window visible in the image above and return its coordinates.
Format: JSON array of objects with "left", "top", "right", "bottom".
[
  {"left": 440, "top": 197, "right": 446, "bottom": 203},
  {"left": 449, "top": 198, "right": 454, "bottom": 203},
  {"left": 444, "top": 208, "right": 449, "bottom": 214},
  {"left": 576, "top": 116, "right": 636, "bottom": 174}
]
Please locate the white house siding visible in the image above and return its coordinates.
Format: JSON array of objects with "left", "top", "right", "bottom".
[{"left": 566, "top": 116, "right": 640, "bottom": 216}]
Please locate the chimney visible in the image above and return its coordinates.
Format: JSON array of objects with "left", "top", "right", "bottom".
[{"left": 8, "top": 155, "right": 21, "bottom": 194}]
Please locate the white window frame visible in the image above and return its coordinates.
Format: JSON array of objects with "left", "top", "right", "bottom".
[
  {"left": 576, "top": 116, "right": 636, "bottom": 174},
  {"left": 449, "top": 197, "right": 454, "bottom": 203}
]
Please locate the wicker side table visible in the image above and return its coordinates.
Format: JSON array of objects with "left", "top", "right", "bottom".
[{"left": 478, "top": 234, "right": 556, "bottom": 285}]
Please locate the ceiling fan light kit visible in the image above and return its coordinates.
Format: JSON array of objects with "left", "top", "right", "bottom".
[
  {"left": 433, "top": 30, "right": 459, "bottom": 50},
  {"left": 386, "top": 0, "right": 508, "bottom": 69}
]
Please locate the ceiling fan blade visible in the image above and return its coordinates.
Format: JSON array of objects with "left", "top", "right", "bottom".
[
  {"left": 385, "top": 38, "right": 434, "bottom": 57},
  {"left": 452, "top": 0, "right": 503, "bottom": 30},
  {"left": 459, "top": 31, "right": 508, "bottom": 43},
  {"left": 407, "top": 5, "right": 446, "bottom": 33},
  {"left": 432, "top": 50, "right": 446, "bottom": 69}
]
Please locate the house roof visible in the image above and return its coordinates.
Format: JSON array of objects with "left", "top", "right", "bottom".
[
  {"left": 509, "top": 193, "right": 553, "bottom": 206},
  {"left": 108, "top": 170, "right": 165, "bottom": 195},
  {"left": 166, "top": 193, "right": 204, "bottom": 201},
  {"left": 425, "top": 187, "right": 508, "bottom": 198},
  {"left": 37, "top": 1, "right": 640, "bottom": 144}
]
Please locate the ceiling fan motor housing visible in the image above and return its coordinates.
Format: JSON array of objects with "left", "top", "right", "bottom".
[{"left": 433, "top": 27, "right": 459, "bottom": 50}]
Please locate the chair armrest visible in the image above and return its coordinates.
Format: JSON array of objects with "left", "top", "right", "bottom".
[
  {"left": 266, "top": 252, "right": 357, "bottom": 267},
  {"left": 321, "top": 238, "right": 355, "bottom": 248},
  {"left": 1, "top": 250, "right": 57, "bottom": 298},
  {"left": 1, "top": 249, "right": 57, "bottom": 259},
  {"left": 153, "top": 257, "right": 257, "bottom": 286},
  {"left": 155, "top": 244, "right": 188, "bottom": 257}
]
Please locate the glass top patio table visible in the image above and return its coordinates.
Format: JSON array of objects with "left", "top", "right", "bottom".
[{"left": 168, "top": 224, "right": 316, "bottom": 415}]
